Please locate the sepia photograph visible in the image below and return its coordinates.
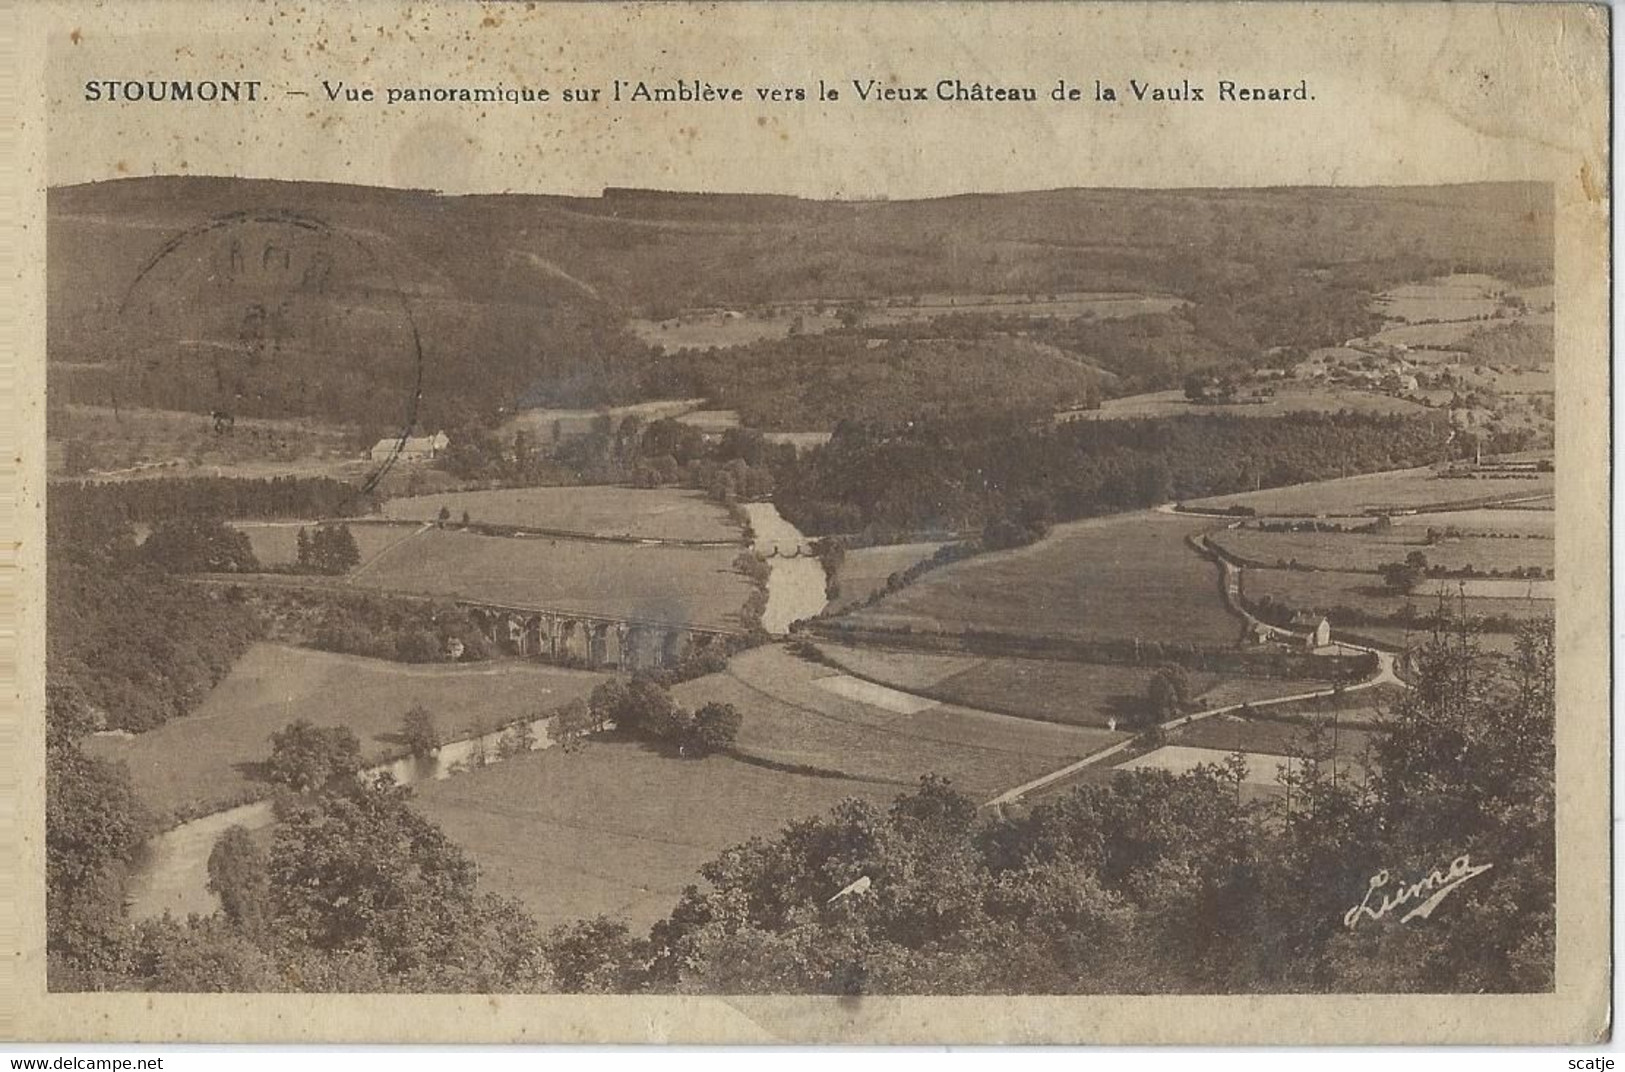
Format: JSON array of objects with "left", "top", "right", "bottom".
[
  {"left": 46, "top": 177, "right": 1564, "bottom": 999},
  {"left": 6, "top": 0, "right": 1610, "bottom": 1046}
]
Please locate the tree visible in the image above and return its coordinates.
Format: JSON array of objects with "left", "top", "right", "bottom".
[
  {"left": 1379, "top": 560, "right": 1423, "bottom": 593},
  {"left": 206, "top": 826, "right": 270, "bottom": 931},
  {"left": 142, "top": 516, "right": 258, "bottom": 573},
  {"left": 299, "top": 525, "right": 361, "bottom": 574},
  {"left": 268, "top": 778, "right": 551, "bottom": 987},
  {"left": 401, "top": 704, "right": 441, "bottom": 758},
  {"left": 553, "top": 699, "right": 596, "bottom": 752},
  {"left": 546, "top": 916, "right": 647, "bottom": 993},
  {"left": 265, "top": 720, "right": 362, "bottom": 792},
  {"left": 437, "top": 506, "right": 452, "bottom": 523},
  {"left": 688, "top": 702, "right": 743, "bottom": 756},
  {"left": 46, "top": 733, "right": 150, "bottom": 976},
  {"left": 1144, "top": 665, "right": 1191, "bottom": 725}
]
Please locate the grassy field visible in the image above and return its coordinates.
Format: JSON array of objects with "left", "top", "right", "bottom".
[
  {"left": 829, "top": 541, "right": 950, "bottom": 612},
  {"left": 85, "top": 643, "right": 606, "bottom": 821},
  {"left": 1210, "top": 526, "right": 1553, "bottom": 575},
  {"left": 1078, "top": 385, "right": 1431, "bottom": 422},
  {"left": 1169, "top": 713, "right": 1380, "bottom": 758},
  {"left": 841, "top": 512, "right": 1241, "bottom": 648},
  {"left": 814, "top": 642, "right": 1327, "bottom": 729},
  {"left": 46, "top": 405, "right": 362, "bottom": 479},
  {"left": 380, "top": 486, "right": 740, "bottom": 543},
  {"left": 1371, "top": 274, "right": 1511, "bottom": 323},
  {"left": 233, "top": 520, "right": 423, "bottom": 568},
  {"left": 1243, "top": 567, "right": 1555, "bottom": 622},
  {"left": 670, "top": 645, "right": 1126, "bottom": 800},
  {"left": 1187, "top": 466, "right": 1554, "bottom": 516},
  {"left": 1238, "top": 683, "right": 1408, "bottom": 726},
  {"left": 350, "top": 528, "right": 754, "bottom": 629},
  {"left": 628, "top": 292, "right": 1186, "bottom": 354},
  {"left": 1393, "top": 507, "right": 1554, "bottom": 538},
  {"left": 412, "top": 738, "right": 896, "bottom": 931}
]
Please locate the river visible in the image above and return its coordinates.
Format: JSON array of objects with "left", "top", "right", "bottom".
[
  {"left": 124, "top": 713, "right": 566, "bottom": 921},
  {"left": 740, "top": 502, "right": 828, "bottom": 634}
]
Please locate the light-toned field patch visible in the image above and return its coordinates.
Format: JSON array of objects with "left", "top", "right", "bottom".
[
  {"left": 85, "top": 643, "right": 606, "bottom": 821},
  {"left": 814, "top": 674, "right": 939, "bottom": 714},
  {"left": 380, "top": 485, "right": 740, "bottom": 543},
  {"left": 350, "top": 528, "right": 754, "bottom": 629},
  {"left": 812, "top": 642, "right": 984, "bottom": 691}
]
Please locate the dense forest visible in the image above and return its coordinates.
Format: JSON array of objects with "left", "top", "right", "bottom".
[
  {"left": 48, "top": 622, "right": 1553, "bottom": 994},
  {"left": 774, "top": 411, "right": 1461, "bottom": 535},
  {"left": 50, "top": 476, "right": 378, "bottom": 526}
]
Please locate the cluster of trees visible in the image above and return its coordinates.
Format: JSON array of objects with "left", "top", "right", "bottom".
[
  {"left": 137, "top": 777, "right": 558, "bottom": 992},
  {"left": 49, "top": 561, "right": 262, "bottom": 732},
  {"left": 290, "top": 593, "right": 490, "bottom": 664},
  {"left": 1379, "top": 552, "right": 1551, "bottom": 592},
  {"left": 439, "top": 416, "right": 789, "bottom": 508},
  {"left": 140, "top": 516, "right": 259, "bottom": 573},
  {"left": 46, "top": 680, "right": 153, "bottom": 986},
  {"left": 586, "top": 676, "right": 744, "bottom": 757},
  {"left": 294, "top": 525, "right": 362, "bottom": 575}
]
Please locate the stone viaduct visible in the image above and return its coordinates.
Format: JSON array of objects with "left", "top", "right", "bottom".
[{"left": 461, "top": 601, "right": 736, "bottom": 671}]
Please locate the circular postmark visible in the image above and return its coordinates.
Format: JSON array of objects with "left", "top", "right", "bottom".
[{"left": 116, "top": 209, "right": 425, "bottom": 492}]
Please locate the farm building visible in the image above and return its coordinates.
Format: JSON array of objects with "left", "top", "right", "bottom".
[
  {"left": 1288, "top": 612, "right": 1333, "bottom": 649},
  {"left": 368, "top": 431, "right": 449, "bottom": 462},
  {"left": 1243, "top": 621, "right": 1274, "bottom": 646}
]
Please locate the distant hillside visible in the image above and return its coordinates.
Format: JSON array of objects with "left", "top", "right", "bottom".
[{"left": 49, "top": 177, "right": 1552, "bottom": 430}]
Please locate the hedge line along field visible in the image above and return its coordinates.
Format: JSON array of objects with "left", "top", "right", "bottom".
[
  {"left": 1185, "top": 465, "right": 1554, "bottom": 516},
  {"left": 812, "top": 642, "right": 1328, "bottom": 730},
  {"left": 1208, "top": 526, "right": 1554, "bottom": 575},
  {"left": 349, "top": 528, "right": 756, "bottom": 629},
  {"left": 380, "top": 486, "right": 742, "bottom": 543},
  {"left": 233, "top": 520, "right": 424, "bottom": 568},
  {"left": 411, "top": 738, "right": 898, "bottom": 931},
  {"left": 669, "top": 645, "right": 1127, "bottom": 800},
  {"left": 828, "top": 541, "right": 951, "bottom": 612},
  {"left": 85, "top": 643, "right": 606, "bottom": 822},
  {"left": 840, "top": 511, "right": 1241, "bottom": 648}
]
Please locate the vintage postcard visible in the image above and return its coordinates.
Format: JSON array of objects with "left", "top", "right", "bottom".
[{"left": 1, "top": 0, "right": 1610, "bottom": 1045}]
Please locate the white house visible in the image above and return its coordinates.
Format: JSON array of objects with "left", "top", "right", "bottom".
[{"left": 368, "top": 431, "right": 449, "bottom": 463}]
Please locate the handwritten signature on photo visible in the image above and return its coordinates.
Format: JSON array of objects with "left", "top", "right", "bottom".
[{"left": 1344, "top": 854, "right": 1494, "bottom": 929}]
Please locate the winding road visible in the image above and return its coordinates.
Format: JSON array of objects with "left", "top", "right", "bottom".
[{"left": 982, "top": 517, "right": 1406, "bottom": 811}]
